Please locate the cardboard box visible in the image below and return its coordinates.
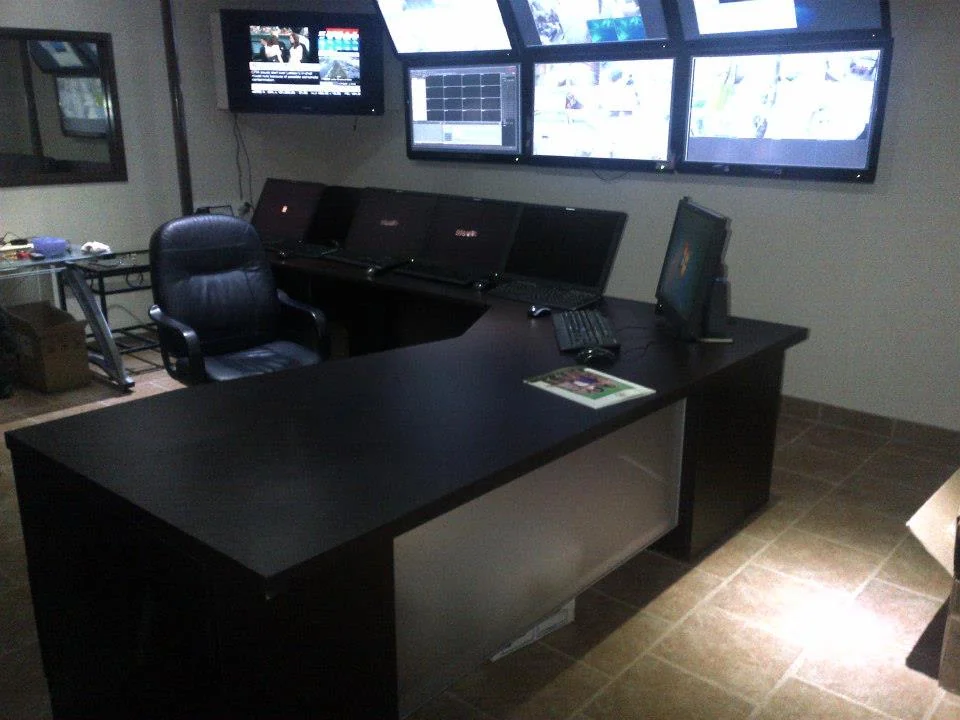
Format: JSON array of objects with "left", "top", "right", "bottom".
[
  {"left": 4, "top": 302, "right": 90, "bottom": 392},
  {"left": 908, "top": 468, "right": 960, "bottom": 693}
]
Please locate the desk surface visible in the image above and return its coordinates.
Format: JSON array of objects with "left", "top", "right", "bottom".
[{"left": 7, "top": 286, "right": 806, "bottom": 593}]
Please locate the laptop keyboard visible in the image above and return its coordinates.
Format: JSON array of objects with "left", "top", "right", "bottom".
[
  {"left": 488, "top": 281, "right": 600, "bottom": 310},
  {"left": 552, "top": 309, "right": 620, "bottom": 352}
]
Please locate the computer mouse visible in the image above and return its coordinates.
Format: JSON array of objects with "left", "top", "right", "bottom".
[
  {"left": 576, "top": 346, "right": 618, "bottom": 366},
  {"left": 527, "top": 305, "right": 552, "bottom": 318}
]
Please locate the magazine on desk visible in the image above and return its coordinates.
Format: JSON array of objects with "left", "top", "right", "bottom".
[{"left": 524, "top": 367, "right": 654, "bottom": 409}]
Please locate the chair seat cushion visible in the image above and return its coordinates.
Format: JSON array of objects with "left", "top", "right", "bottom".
[{"left": 199, "top": 340, "right": 321, "bottom": 382}]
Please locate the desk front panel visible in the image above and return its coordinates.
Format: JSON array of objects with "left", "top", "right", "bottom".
[{"left": 395, "top": 402, "right": 685, "bottom": 716}]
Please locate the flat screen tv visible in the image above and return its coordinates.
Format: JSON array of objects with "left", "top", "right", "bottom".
[
  {"left": 219, "top": 10, "right": 384, "bottom": 116},
  {"left": 655, "top": 196, "right": 730, "bottom": 341},
  {"left": 405, "top": 62, "right": 522, "bottom": 161},
  {"left": 530, "top": 57, "right": 675, "bottom": 170},
  {"left": 675, "top": 0, "right": 889, "bottom": 40},
  {"left": 373, "top": 0, "right": 513, "bottom": 57},
  {"left": 506, "top": 0, "right": 669, "bottom": 49},
  {"left": 680, "top": 44, "right": 892, "bottom": 181}
]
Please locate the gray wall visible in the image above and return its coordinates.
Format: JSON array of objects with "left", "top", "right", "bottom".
[{"left": 1, "top": 0, "right": 957, "bottom": 433}]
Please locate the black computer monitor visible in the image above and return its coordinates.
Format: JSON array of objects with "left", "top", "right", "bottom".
[
  {"left": 405, "top": 62, "right": 522, "bottom": 161},
  {"left": 655, "top": 197, "right": 730, "bottom": 341},
  {"left": 373, "top": 0, "right": 513, "bottom": 56},
  {"left": 506, "top": 0, "right": 669, "bottom": 48},
  {"left": 680, "top": 45, "right": 891, "bottom": 182},
  {"left": 530, "top": 57, "right": 675, "bottom": 169}
]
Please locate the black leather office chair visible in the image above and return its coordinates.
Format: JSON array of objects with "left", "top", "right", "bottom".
[{"left": 148, "top": 214, "right": 328, "bottom": 385}]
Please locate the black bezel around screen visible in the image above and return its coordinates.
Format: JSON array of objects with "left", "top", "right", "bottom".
[
  {"left": 525, "top": 52, "right": 678, "bottom": 173},
  {"left": 655, "top": 196, "right": 730, "bottom": 341},
  {"left": 674, "top": 0, "right": 890, "bottom": 41},
  {"left": 404, "top": 61, "right": 523, "bottom": 162},
  {"left": 220, "top": 10, "right": 384, "bottom": 116},
  {"left": 505, "top": 0, "right": 671, "bottom": 51},
  {"left": 677, "top": 39, "right": 892, "bottom": 182},
  {"left": 372, "top": 0, "right": 516, "bottom": 58}
]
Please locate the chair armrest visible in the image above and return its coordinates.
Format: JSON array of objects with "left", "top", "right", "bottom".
[
  {"left": 149, "top": 305, "right": 207, "bottom": 384},
  {"left": 277, "top": 290, "right": 330, "bottom": 359}
]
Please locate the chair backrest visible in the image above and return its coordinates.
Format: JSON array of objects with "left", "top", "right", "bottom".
[{"left": 150, "top": 214, "right": 281, "bottom": 356}]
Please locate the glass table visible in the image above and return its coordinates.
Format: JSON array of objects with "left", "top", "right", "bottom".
[{"left": 0, "top": 246, "right": 137, "bottom": 388}]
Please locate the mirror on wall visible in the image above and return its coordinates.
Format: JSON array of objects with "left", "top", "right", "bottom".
[{"left": 0, "top": 27, "right": 126, "bottom": 187}]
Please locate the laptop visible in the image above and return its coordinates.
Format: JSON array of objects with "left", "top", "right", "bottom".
[
  {"left": 488, "top": 204, "right": 627, "bottom": 310},
  {"left": 250, "top": 178, "right": 328, "bottom": 252},
  {"left": 397, "top": 195, "right": 522, "bottom": 286},
  {"left": 325, "top": 187, "right": 438, "bottom": 271}
]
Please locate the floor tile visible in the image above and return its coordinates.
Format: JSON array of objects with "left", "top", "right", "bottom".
[
  {"left": 450, "top": 642, "right": 608, "bottom": 720},
  {"left": 707, "top": 564, "right": 852, "bottom": 648},
  {"left": 931, "top": 693, "right": 960, "bottom": 720},
  {"left": 582, "top": 655, "right": 754, "bottom": 720},
  {"left": 879, "top": 535, "right": 954, "bottom": 600},
  {"left": 539, "top": 589, "right": 671, "bottom": 676},
  {"left": 819, "top": 405, "right": 894, "bottom": 437},
  {"left": 779, "top": 396, "right": 821, "bottom": 422},
  {"left": 753, "top": 528, "right": 882, "bottom": 593},
  {"left": 592, "top": 551, "right": 722, "bottom": 622},
  {"left": 0, "top": 584, "right": 39, "bottom": 657},
  {"left": 695, "top": 532, "right": 768, "bottom": 579},
  {"left": 408, "top": 692, "right": 494, "bottom": 720},
  {"left": 854, "top": 579, "right": 946, "bottom": 657},
  {"left": 855, "top": 446, "right": 958, "bottom": 497},
  {"left": 798, "top": 424, "right": 888, "bottom": 457},
  {"left": 794, "top": 488, "right": 909, "bottom": 557},
  {"left": 754, "top": 677, "right": 890, "bottom": 720},
  {"left": 650, "top": 605, "right": 803, "bottom": 703},
  {"left": 796, "top": 650, "right": 941, "bottom": 720},
  {"left": 0, "top": 537, "right": 28, "bottom": 591},
  {"left": 775, "top": 415, "right": 814, "bottom": 446},
  {"left": 845, "top": 468, "right": 949, "bottom": 524},
  {"left": 0, "top": 641, "right": 52, "bottom": 720},
  {"left": 773, "top": 443, "right": 866, "bottom": 484},
  {"left": 892, "top": 422, "right": 960, "bottom": 463}
]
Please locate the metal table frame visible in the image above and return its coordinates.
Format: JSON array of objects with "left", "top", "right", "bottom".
[
  {"left": 0, "top": 248, "right": 136, "bottom": 389},
  {"left": 57, "top": 250, "right": 158, "bottom": 362}
]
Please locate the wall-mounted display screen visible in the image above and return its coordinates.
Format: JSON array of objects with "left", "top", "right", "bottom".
[
  {"left": 373, "top": 0, "right": 512, "bottom": 56},
  {"left": 531, "top": 57, "right": 674, "bottom": 165},
  {"left": 220, "top": 10, "right": 384, "bottom": 115},
  {"left": 507, "top": 0, "right": 669, "bottom": 48},
  {"left": 676, "top": 0, "right": 887, "bottom": 39},
  {"left": 682, "top": 47, "right": 888, "bottom": 179},
  {"left": 406, "top": 62, "right": 522, "bottom": 159}
]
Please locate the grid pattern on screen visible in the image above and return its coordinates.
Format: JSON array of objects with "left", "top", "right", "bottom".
[{"left": 424, "top": 72, "right": 504, "bottom": 123}]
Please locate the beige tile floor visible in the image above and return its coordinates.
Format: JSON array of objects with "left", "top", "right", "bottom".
[{"left": 1, "top": 359, "right": 959, "bottom": 719}]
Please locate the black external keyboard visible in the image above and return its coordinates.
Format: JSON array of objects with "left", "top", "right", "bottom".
[
  {"left": 489, "top": 281, "right": 599, "bottom": 310},
  {"left": 552, "top": 309, "right": 620, "bottom": 352}
]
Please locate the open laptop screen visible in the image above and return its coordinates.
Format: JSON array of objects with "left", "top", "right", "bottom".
[
  {"left": 503, "top": 205, "right": 627, "bottom": 290},
  {"left": 417, "top": 196, "right": 521, "bottom": 274},
  {"left": 343, "top": 187, "right": 438, "bottom": 259},
  {"left": 250, "top": 178, "right": 327, "bottom": 243}
]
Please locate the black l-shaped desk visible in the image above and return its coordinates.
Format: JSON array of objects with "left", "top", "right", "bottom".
[{"left": 9, "top": 256, "right": 807, "bottom": 719}]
